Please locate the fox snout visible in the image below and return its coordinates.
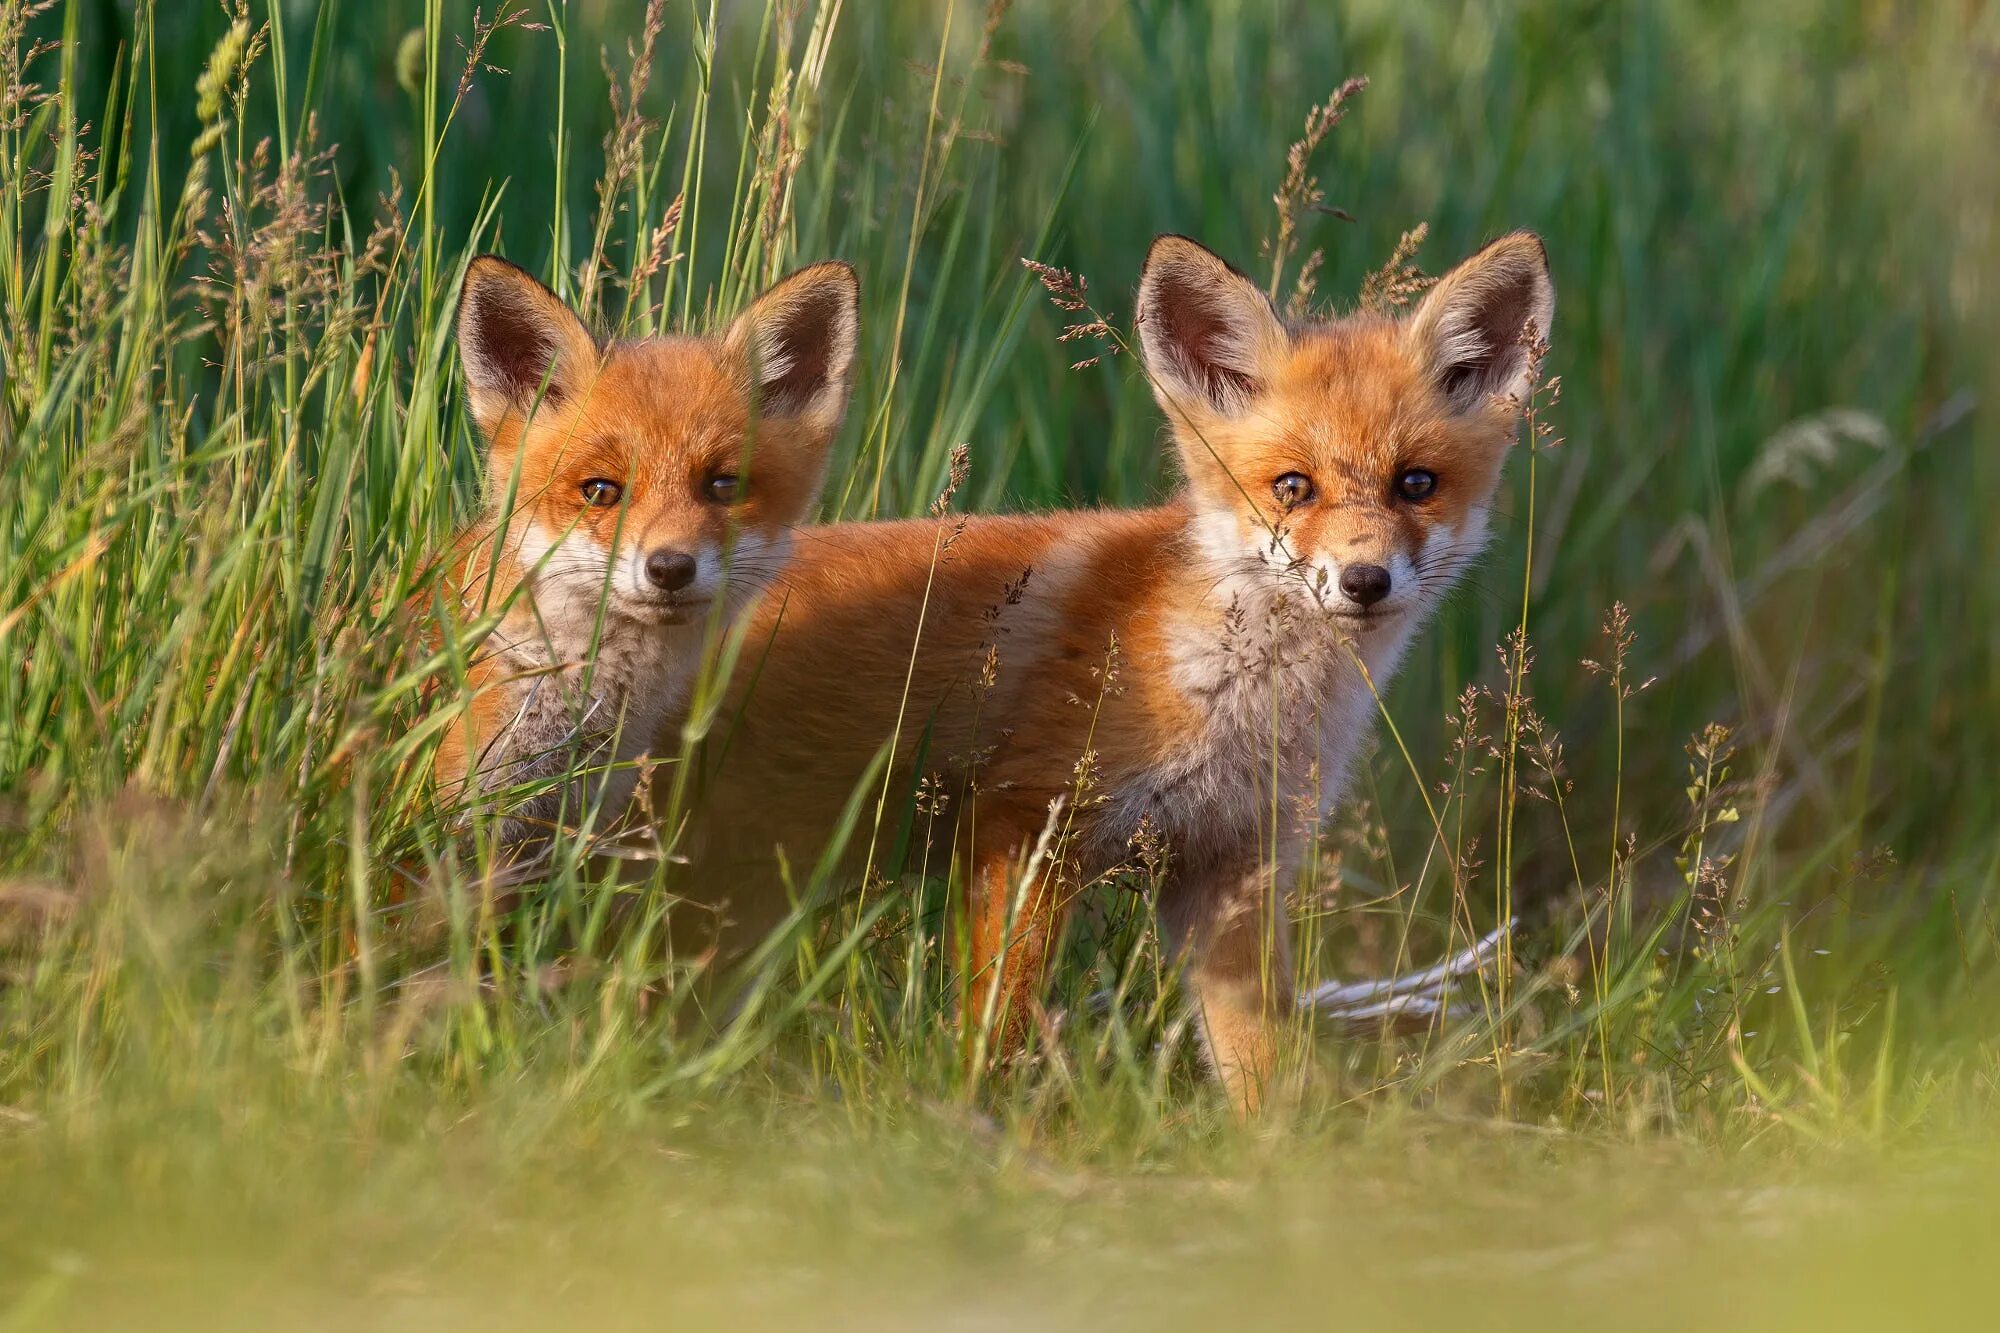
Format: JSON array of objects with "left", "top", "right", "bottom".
[
  {"left": 1337, "top": 562, "right": 1392, "bottom": 608},
  {"left": 623, "top": 533, "right": 712, "bottom": 608},
  {"left": 1316, "top": 546, "right": 1419, "bottom": 618},
  {"left": 644, "top": 549, "right": 698, "bottom": 592},
  {"left": 607, "top": 527, "right": 723, "bottom": 614}
]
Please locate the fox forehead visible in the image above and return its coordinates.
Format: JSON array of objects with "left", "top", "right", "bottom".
[
  {"left": 1265, "top": 321, "right": 1443, "bottom": 470},
  {"left": 1210, "top": 318, "right": 1509, "bottom": 527},
  {"left": 503, "top": 334, "right": 826, "bottom": 543},
  {"left": 578, "top": 337, "right": 752, "bottom": 455},
  {"left": 496, "top": 338, "right": 750, "bottom": 485}
]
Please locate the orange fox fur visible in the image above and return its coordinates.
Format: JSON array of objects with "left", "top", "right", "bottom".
[
  {"left": 431, "top": 256, "right": 859, "bottom": 847},
  {"left": 661, "top": 232, "right": 1554, "bottom": 1111}
]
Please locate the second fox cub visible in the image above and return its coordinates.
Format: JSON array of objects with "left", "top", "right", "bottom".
[
  {"left": 669, "top": 232, "right": 1553, "bottom": 1109},
  {"left": 433, "top": 256, "right": 859, "bottom": 846}
]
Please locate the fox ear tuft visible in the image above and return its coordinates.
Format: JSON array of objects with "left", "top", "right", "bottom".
[
  {"left": 725, "top": 262, "right": 861, "bottom": 437},
  {"left": 456, "top": 256, "right": 599, "bottom": 438},
  {"left": 1135, "top": 235, "right": 1287, "bottom": 420},
  {"left": 1406, "top": 231, "right": 1554, "bottom": 414}
]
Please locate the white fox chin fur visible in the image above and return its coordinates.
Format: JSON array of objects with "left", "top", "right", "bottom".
[
  {"left": 465, "top": 520, "right": 787, "bottom": 848},
  {"left": 1094, "top": 498, "right": 1491, "bottom": 874}
]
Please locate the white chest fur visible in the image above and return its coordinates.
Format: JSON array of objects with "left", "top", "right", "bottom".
[
  {"left": 470, "top": 600, "right": 697, "bottom": 843},
  {"left": 1098, "top": 512, "right": 1420, "bottom": 873}
]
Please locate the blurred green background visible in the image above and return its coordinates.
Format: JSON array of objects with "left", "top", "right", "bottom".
[{"left": 65, "top": 0, "right": 1995, "bottom": 836}]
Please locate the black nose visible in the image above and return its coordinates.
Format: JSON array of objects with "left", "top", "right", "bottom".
[
  {"left": 1339, "top": 563, "right": 1392, "bottom": 607},
  {"left": 644, "top": 550, "right": 697, "bottom": 592}
]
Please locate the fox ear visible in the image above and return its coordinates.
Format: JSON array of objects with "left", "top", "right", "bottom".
[
  {"left": 1135, "top": 235, "right": 1287, "bottom": 420},
  {"left": 1406, "top": 231, "right": 1554, "bottom": 414},
  {"left": 456, "top": 256, "right": 599, "bottom": 439},
  {"left": 724, "top": 261, "right": 861, "bottom": 439}
]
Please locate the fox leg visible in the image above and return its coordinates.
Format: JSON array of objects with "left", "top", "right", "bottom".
[
  {"left": 962, "top": 840, "right": 1067, "bottom": 1069},
  {"left": 1161, "top": 860, "right": 1294, "bottom": 1115}
]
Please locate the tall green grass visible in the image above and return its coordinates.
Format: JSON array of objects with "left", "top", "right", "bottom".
[{"left": 2, "top": 0, "right": 1997, "bottom": 1241}]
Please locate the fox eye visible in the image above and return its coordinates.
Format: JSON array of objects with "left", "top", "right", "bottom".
[
  {"left": 1396, "top": 469, "right": 1438, "bottom": 502},
  {"left": 1272, "top": 472, "right": 1315, "bottom": 509},
  {"left": 579, "top": 478, "right": 622, "bottom": 507},
  {"left": 705, "top": 474, "right": 741, "bottom": 504}
]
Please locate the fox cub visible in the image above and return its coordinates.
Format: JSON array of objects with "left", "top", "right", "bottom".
[
  {"left": 432, "top": 257, "right": 859, "bottom": 847},
  {"left": 664, "top": 232, "right": 1553, "bottom": 1109}
]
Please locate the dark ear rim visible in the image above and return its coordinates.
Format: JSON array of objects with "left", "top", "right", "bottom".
[
  {"left": 1406, "top": 229, "right": 1555, "bottom": 410},
  {"left": 1134, "top": 233, "right": 1286, "bottom": 416},
  {"left": 726, "top": 259, "right": 862, "bottom": 341},
  {"left": 1138, "top": 233, "right": 1266, "bottom": 291},
  {"left": 1459, "top": 228, "right": 1549, "bottom": 270},
  {"left": 457, "top": 254, "right": 599, "bottom": 349},
  {"left": 725, "top": 260, "right": 863, "bottom": 423},
  {"left": 455, "top": 254, "right": 603, "bottom": 433},
  {"left": 782, "top": 258, "right": 860, "bottom": 298}
]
